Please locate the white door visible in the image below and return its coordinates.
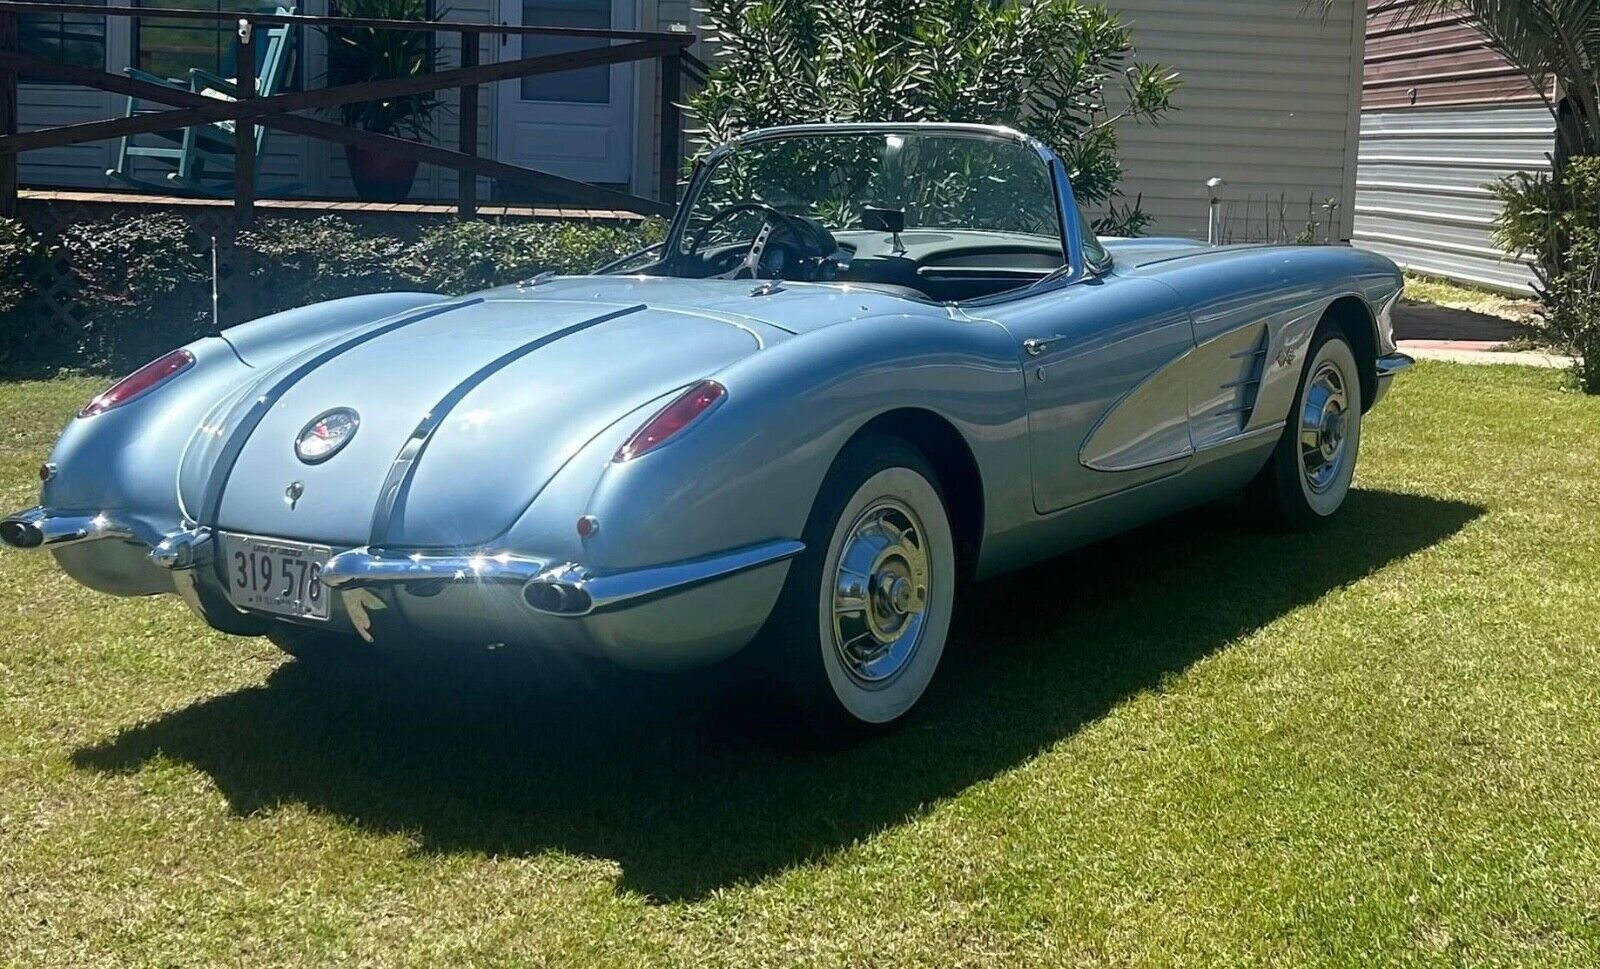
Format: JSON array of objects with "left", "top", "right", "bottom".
[{"left": 495, "top": 0, "right": 636, "bottom": 187}]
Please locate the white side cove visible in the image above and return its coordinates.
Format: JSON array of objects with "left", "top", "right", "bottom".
[{"left": 1354, "top": 104, "right": 1555, "bottom": 295}]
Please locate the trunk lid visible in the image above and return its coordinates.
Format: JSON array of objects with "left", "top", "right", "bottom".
[{"left": 195, "top": 296, "right": 763, "bottom": 547}]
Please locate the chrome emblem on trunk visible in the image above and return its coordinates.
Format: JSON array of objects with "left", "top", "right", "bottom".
[{"left": 295, "top": 408, "right": 360, "bottom": 464}]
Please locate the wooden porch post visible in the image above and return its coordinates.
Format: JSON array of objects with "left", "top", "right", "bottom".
[
  {"left": 457, "top": 31, "right": 479, "bottom": 218},
  {"left": 233, "top": 18, "right": 256, "bottom": 228},
  {"left": 658, "top": 49, "right": 680, "bottom": 205},
  {"left": 0, "top": 11, "right": 18, "bottom": 219}
]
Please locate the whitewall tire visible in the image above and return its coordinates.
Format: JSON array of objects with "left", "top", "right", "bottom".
[
  {"left": 767, "top": 436, "right": 956, "bottom": 739},
  {"left": 1248, "top": 327, "right": 1364, "bottom": 529}
]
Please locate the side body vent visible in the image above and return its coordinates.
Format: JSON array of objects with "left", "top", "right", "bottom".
[{"left": 1216, "top": 326, "right": 1271, "bottom": 431}]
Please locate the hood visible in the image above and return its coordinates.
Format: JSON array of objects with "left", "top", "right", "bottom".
[
  {"left": 1101, "top": 237, "right": 1272, "bottom": 271},
  {"left": 188, "top": 293, "right": 770, "bottom": 548}
]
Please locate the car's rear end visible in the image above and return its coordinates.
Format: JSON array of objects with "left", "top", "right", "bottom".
[{"left": 2, "top": 284, "right": 814, "bottom": 668}]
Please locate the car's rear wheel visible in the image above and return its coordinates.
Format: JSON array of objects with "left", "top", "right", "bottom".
[
  {"left": 766, "top": 435, "right": 956, "bottom": 741},
  {"left": 1247, "top": 326, "right": 1363, "bottom": 530}
]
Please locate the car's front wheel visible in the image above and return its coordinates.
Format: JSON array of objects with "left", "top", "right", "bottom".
[
  {"left": 1247, "top": 325, "right": 1364, "bottom": 529},
  {"left": 766, "top": 435, "right": 957, "bottom": 741}
]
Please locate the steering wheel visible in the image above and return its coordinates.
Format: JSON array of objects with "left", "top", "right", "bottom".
[{"left": 688, "top": 202, "right": 835, "bottom": 280}]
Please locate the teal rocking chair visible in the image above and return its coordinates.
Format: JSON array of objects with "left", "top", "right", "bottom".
[{"left": 107, "top": 8, "right": 298, "bottom": 195}]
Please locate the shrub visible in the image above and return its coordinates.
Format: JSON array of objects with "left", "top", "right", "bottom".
[
  {"left": 1492, "top": 157, "right": 1600, "bottom": 393},
  {"left": 0, "top": 217, "right": 47, "bottom": 318},
  {"left": 58, "top": 213, "right": 210, "bottom": 371},
  {"left": 0, "top": 213, "right": 667, "bottom": 377},
  {"left": 0, "top": 218, "right": 56, "bottom": 373},
  {"left": 237, "top": 215, "right": 410, "bottom": 314},
  {"left": 401, "top": 218, "right": 666, "bottom": 293},
  {"left": 688, "top": 0, "right": 1177, "bottom": 235}
]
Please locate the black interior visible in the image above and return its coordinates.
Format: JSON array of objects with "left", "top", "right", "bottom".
[{"left": 671, "top": 219, "right": 1067, "bottom": 303}]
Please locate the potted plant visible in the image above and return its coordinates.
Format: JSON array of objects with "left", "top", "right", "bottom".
[{"left": 326, "top": 0, "right": 446, "bottom": 201}]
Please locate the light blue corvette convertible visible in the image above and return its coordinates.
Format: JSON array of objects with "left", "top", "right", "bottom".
[{"left": 3, "top": 123, "right": 1412, "bottom": 736}]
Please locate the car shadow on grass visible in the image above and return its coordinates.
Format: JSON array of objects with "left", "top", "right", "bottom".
[{"left": 72, "top": 488, "right": 1482, "bottom": 902}]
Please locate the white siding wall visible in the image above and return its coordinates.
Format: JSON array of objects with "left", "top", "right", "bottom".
[
  {"left": 630, "top": 0, "right": 692, "bottom": 200},
  {"left": 1102, "top": 0, "right": 1367, "bottom": 241},
  {"left": 17, "top": 84, "right": 120, "bottom": 187}
]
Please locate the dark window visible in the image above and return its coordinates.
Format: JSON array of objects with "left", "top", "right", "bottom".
[
  {"left": 134, "top": 1, "right": 300, "bottom": 90},
  {"left": 520, "top": 0, "right": 611, "bottom": 104},
  {"left": 20, "top": 0, "right": 107, "bottom": 82}
]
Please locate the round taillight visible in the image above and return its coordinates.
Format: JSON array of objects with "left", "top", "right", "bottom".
[
  {"left": 80, "top": 349, "right": 195, "bottom": 418},
  {"left": 613, "top": 380, "right": 726, "bottom": 462}
]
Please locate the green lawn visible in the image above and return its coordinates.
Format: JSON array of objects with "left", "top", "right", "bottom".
[{"left": 3, "top": 364, "right": 1599, "bottom": 966}]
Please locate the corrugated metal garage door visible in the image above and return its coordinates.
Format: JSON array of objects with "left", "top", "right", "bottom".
[
  {"left": 1354, "top": 105, "right": 1552, "bottom": 294},
  {"left": 1355, "top": 0, "right": 1554, "bottom": 294}
]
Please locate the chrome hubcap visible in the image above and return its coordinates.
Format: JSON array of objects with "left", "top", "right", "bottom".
[
  {"left": 831, "top": 498, "right": 930, "bottom": 684},
  {"left": 1299, "top": 360, "right": 1351, "bottom": 494}
]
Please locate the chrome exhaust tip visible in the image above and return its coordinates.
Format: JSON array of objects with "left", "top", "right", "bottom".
[
  {"left": 0, "top": 517, "right": 43, "bottom": 549},
  {"left": 523, "top": 563, "right": 594, "bottom": 616},
  {"left": 0, "top": 508, "right": 139, "bottom": 551}
]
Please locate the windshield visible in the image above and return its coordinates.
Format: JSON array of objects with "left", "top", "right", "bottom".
[{"left": 653, "top": 129, "right": 1069, "bottom": 302}]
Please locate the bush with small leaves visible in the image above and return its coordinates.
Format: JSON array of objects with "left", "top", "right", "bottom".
[
  {"left": 59, "top": 213, "right": 210, "bottom": 371},
  {"left": 1493, "top": 157, "right": 1600, "bottom": 393},
  {"left": 0, "top": 218, "right": 57, "bottom": 373},
  {"left": 400, "top": 218, "right": 666, "bottom": 294},
  {"left": 688, "top": 0, "right": 1177, "bottom": 235},
  {"left": 0, "top": 217, "right": 48, "bottom": 319},
  {"left": 3, "top": 214, "right": 667, "bottom": 376},
  {"left": 238, "top": 215, "right": 410, "bottom": 314}
]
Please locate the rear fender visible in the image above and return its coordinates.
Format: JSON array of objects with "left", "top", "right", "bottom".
[{"left": 509, "top": 311, "right": 1028, "bottom": 578}]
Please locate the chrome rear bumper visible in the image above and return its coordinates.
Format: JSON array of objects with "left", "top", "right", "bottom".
[
  {"left": 0, "top": 506, "right": 163, "bottom": 551},
  {"left": 4, "top": 504, "right": 803, "bottom": 628},
  {"left": 320, "top": 539, "right": 805, "bottom": 618}
]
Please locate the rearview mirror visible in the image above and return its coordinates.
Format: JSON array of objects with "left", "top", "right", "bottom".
[{"left": 859, "top": 206, "right": 905, "bottom": 234}]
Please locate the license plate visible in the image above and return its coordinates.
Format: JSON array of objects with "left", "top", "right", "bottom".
[{"left": 221, "top": 533, "right": 333, "bottom": 620}]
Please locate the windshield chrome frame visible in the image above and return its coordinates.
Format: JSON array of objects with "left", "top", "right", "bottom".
[{"left": 663, "top": 122, "right": 1091, "bottom": 303}]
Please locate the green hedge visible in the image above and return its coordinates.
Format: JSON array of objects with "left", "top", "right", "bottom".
[{"left": 0, "top": 214, "right": 664, "bottom": 377}]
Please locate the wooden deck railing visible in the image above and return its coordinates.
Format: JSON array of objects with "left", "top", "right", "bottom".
[{"left": 0, "top": 2, "right": 703, "bottom": 225}]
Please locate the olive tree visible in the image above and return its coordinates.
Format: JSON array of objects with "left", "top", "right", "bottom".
[{"left": 687, "top": 0, "right": 1179, "bottom": 234}]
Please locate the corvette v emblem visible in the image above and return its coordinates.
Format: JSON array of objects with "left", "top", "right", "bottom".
[{"left": 295, "top": 407, "right": 360, "bottom": 464}]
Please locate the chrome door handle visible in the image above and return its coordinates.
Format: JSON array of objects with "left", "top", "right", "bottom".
[{"left": 1023, "top": 335, "right": 1069, "bottom": 356}]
